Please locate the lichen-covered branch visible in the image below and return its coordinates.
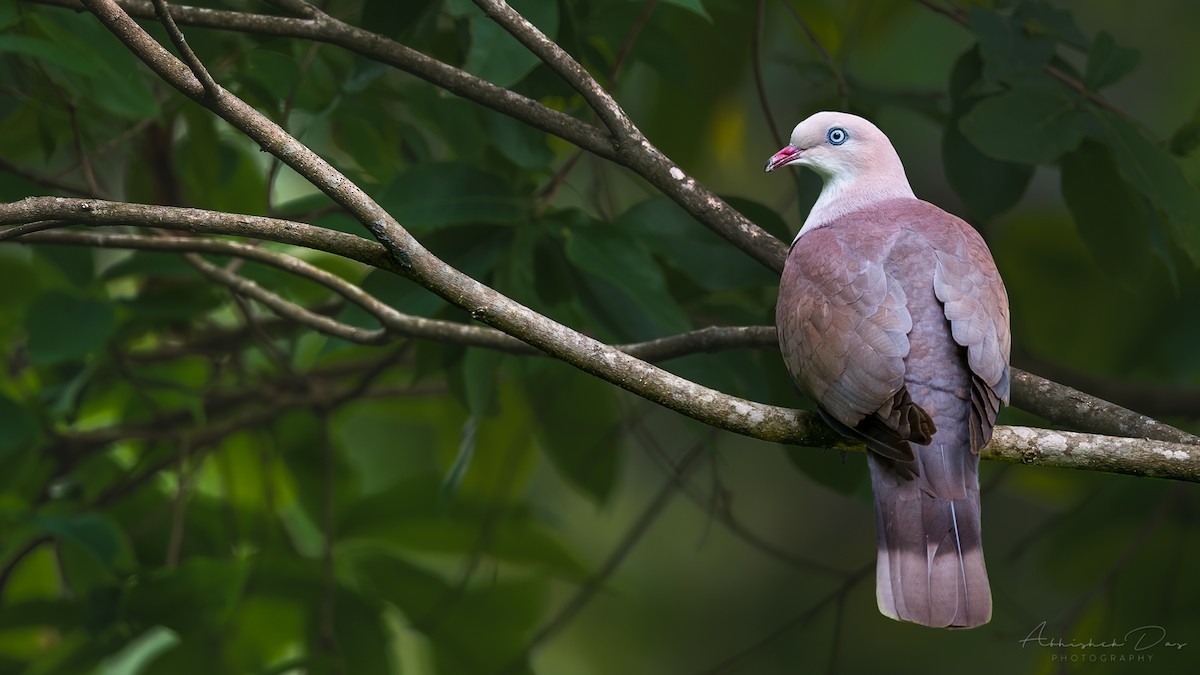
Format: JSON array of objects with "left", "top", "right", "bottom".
[
  {"left": 985, "top": 427, "right": 1200, "bottom": 482},
  {"left": 3, "top": 1, "right": 1194, "bottom": 484}
]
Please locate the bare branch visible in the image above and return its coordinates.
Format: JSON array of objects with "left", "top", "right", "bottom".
[
  {"left": 23, "top": 217, "right": 1190, "bottom": 447},
  {"left": 0, "top": 219, "right": 76, "bottom": 242},
  {"left": 984, "top": 427, "right": 1200, "bottom": 481},
  {"left": 151, "top": 0, "right": 218, "bottom": 95},
  {"left": 64, "top": 0, "right": 809, "bottom": 451},
  {"left": 0, "top": 196, "right": 391, "bottom": 267},
  {"left": 7, "top": 2, "right": 1197, "bottom": 485},
  {"left": 23, "top": 0, "right": 618, "bottom": 160},
  {"left": 1010, "top": 369, "right": 1200, "bottom": 445},
  {"left": 471, "top": 0, "right": 786, "bottom": 271},
  {"left": 183, "top": 252, "right": 390, "bottom": 345},
  {"left": 8, "top": 220, "right": 1200, "bottom": 480},
  {"left": 471, "top": 0, "right": 637, "bottom": 141},
  {"left": 25, "top": 0, "right": 787, "bottom": 270}
]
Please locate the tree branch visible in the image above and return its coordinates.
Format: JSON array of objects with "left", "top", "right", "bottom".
[
  {"left": 6, "top": 213, "right": 1199, "bottom": 480},
  {"left": 6, "top": 3, "right": 1197, "bottom": 483},
  {"left": 53, "top": 0, "right": 808, "bottom": 453},
  {"left": 183, "top": 251, "right": 391, "bottom": 345},
  {"left": 150, "top": 0, "right": 217, "bottom": 95},
  {"left": 23, "top": 0, "right": 618, "bottom": 160},
  {"left": 22, "top": 0, "right": 788, "bottom": 271},
  {"left": 0, "top": 196, "right": 391, "bottom": 266},
  {"left": 1010, "top": 369, "right": 1199, "bottom": 445},
  {"left": 471, "top": 0, "right": 786, "bottom": 271}
]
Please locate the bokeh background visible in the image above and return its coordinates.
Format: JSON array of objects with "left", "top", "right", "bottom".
[{"left": 1, "top": 0, "right": 1199, "bottom": 673}]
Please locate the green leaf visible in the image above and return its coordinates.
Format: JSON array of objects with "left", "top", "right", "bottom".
[
  {"left": 441, "top": 416, "right": 478, "bottom": 501},
  {"left": 1085, "top": 31, "right": 1141, "bottom": 91},
  {"left": 343, "top": 518, "right": 590, "bottom": 582},
  {"left": 482, "top": 109, "right": 555, "bottom": 170},
  {"left": 958, "top": 86, "right": 1087, "bottom": 163},
  {"left": 461, "top": 0, "right": 559, "bottom": 88},
  {"left": 462, "top": 348, "right": 503, "bottom": 417},
  {"left": 1093, "top": 111, "right": 1200, "bottom": 265},
  {"left": 521, "top": 362, "right": 620, "bottom": 504},
  {"left": 1168, "top": 103, "right": 1200, "bottom": 158},
  {"left": 349, "top": 551, "right": 447, "bottom": 619},
  {"left": 969, "top": 6, "right": 1056, "bottom": 86},
  {"left": 1061, "top": 140, "right": 1165, "bottom": 287},
  {"left": 22, "top": 12, "right": 160, "bottom": 119},
  {"left": 943, "top": 47, "right": 1034, "bottom": 221},
  {"left": 377, "top": 163, "right": 525, "bottom": 232},
  {"left": 120, "top": 281, "right": 223, "bottom": 323},
  {"left": 25, "top": 292, "right": 116, "bottom": 366},
  {"left": 0, "top": 394, "right": 36, "bottom": 458},
  {"left": 1015, "top": 0, "right": 1087, "bottom": 46},
  {"left": 19, "top": 512, "right": 128, "bottom": 568},
  {"left": 614, "top": 198, "right": 778, "bottom": 291},
  {"left": 0, "top": 34, "right": 93, "bottom": 74},
  {"left": 36, "top": 246, "right": 94, "bottom": 288},
  {"left": 362, "top": 0, "right": 442, "bottom": 40},
  {"left": 562, "top": 216, "right": 692, "bottom": 337},
  {"left": 429, "top": 579, "right": 546, "bottom": 675},
  {"left": 0, "top": 249, "right": 40, "bottom": 326},
  {"left": 123, "top": 558, "right": 250, "bottom": 636},
  {"left": 659, "top": 0, "right": 712, "bottom": 22},
  {"left": 241, "top": 48, "right": 302, "bottom": 102}
]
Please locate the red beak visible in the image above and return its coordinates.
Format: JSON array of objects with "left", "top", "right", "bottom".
[{"left": 765, "top": 144, "right": 802, "bottom": 172}]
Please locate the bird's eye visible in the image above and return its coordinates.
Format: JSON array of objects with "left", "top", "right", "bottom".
[{"left": 827, "top": 127, "right": 848, "bottom": 145}]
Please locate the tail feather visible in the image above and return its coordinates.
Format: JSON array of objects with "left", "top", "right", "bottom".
[{"left": 869, "top": 452, "right": 991, "bottom": 628}]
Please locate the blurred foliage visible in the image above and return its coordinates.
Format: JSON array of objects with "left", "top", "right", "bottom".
[{"left": 1, "top": 0, "right": 1199, "bottom": 674}]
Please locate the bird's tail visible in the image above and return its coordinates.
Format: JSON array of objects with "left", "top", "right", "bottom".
[{"left": 868, "top": 453, "right": 991, "bottom": 628}]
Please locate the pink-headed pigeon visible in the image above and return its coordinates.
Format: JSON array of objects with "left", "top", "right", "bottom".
[{"left": 767, "top": 111, "right": 1010, "bottom": 628}]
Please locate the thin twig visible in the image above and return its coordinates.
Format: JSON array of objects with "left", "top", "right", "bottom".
[
  {"left": 779, "top": 0, "right": 849, "bottom": 106},
  {"left": 500, "top": 443, "right": 708, "bottom": 674},
  {"left": 164, "top": 435, "right": 193, "bottom": 568},
  {"left": 27, "top": 0, "right": 786, "bottom": 270},
  {"left": 469, "top": 0, "right": 786, "bottom": 270},
  {"left": 0, "top": 157, "right": 93, "bottom": 196},
  {"left": 692, "top": 563, "right": 874, "bottom": 675},
  {"left": 536, "top": 0, "right": 659, "bottom": 208},
  {"left": 151, "top": 0, "right": 218, "bottom": 95},
  {"left": 753, "top": 0, "right": 785, "bottom": 150},
  {"left": 67, "top": 103, "right": 105, "bottom": 198},
  {"left": 911, "top": 0, "right": 1136, "bottom": 123},
  {"left": 184, "top": 251, "right": 390, "bottom": 345},
  {"left": 316, "top": 405, "right": 345, "bottom": 674},
  {"left": 0, "top": 536, "right": 54, "bottom": 601},
  {"left": 635, "top": 413, "right": 845, "bottom": 576},
  {"left": 0, "top": 219, "right": 76, "bottom": 242}
]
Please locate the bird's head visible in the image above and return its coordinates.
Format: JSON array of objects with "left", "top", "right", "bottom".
[
  {"left": 764, "top": 111, "right": 900, "bottom": 182},
  {"left": 764, "top": 111, "right": 915, "bottom": 236}
]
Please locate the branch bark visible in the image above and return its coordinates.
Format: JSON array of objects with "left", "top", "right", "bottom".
[
  {"left": 22, "top": 0, "right": 787, "bottom": 271},
  {"left": 3, "top": 1, "right": 1196, "bottom": 484},
  {"left": 4, "top": 203, "right": 1198, "bottom": 481}
]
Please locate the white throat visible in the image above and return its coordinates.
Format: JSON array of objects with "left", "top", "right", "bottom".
[{"left": 794, "top": 172, "right": 916, "bottom": 243}]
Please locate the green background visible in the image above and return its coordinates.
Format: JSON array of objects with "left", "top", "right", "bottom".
[{"left": 1, "top": 0, "right": 1198, "bottom": 673}]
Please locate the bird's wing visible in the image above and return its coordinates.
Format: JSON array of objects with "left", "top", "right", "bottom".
[
  {"left": 777, "top": 225, "right": 932, "bottom": 462},
  {"left": 927, "top": 217, "right": 1011, "bottom": 453}
]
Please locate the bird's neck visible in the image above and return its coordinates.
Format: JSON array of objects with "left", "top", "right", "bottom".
[{"left": 794, "top": 163, "right": 916, "bottom": 243}]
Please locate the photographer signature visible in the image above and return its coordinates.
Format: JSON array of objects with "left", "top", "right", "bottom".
[{"left": 1020, "top": 622, "right": 1188, "bottom": 651}]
